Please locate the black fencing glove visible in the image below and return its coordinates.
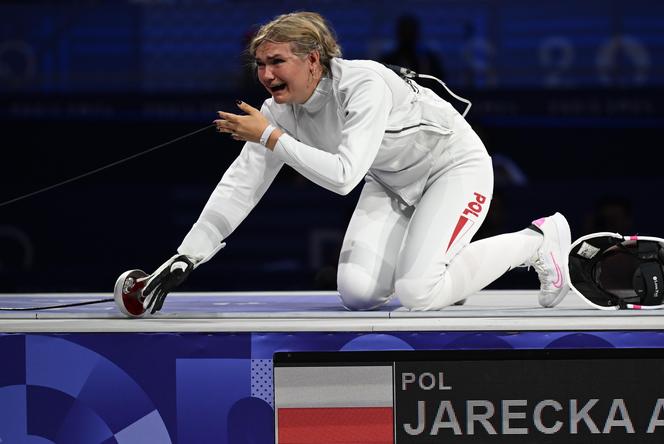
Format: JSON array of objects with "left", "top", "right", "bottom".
[{"left": 142, "top": 254, "right": 195, "bottom": 314}]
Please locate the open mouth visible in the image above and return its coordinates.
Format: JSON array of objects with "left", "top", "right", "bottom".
[{"left": 270, "top": 83, "right": 287, "bottom": 93}]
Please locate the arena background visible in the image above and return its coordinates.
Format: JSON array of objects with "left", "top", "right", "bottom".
[{"left": 1, "top": 0, "right": 662, "bottom": 293}]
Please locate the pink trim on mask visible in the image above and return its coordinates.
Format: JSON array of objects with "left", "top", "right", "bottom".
[
  {"left": 630, "top": 235, "right": 638, "bottom": 240},
  {"left": 532, "top": 218, "right": 546, "bottom": 227}
]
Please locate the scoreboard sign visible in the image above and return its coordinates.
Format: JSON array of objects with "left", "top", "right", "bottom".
[{"left": 274, "top": 349, "right": 664, "bottom": 444}]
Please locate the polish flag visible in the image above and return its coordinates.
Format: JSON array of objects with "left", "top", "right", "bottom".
[{"left": 275, "top": 365, "right": 394, "bottom": 444}]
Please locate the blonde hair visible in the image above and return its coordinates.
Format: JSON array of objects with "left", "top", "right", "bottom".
[{"left": 249, "top": 12, "right": 342, "bottom": 75}]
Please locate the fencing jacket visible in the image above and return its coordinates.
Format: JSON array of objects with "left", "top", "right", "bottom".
[{"left": 178, "top": 58, "right": 463, "bottom": 262}]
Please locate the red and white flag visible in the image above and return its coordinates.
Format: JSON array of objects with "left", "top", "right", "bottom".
[{"left": 275, "top": 365, "right": 394, "bottom": 444}]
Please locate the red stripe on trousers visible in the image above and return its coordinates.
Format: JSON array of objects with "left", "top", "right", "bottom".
[
  {"left": 446, "top": 215, "right": 469, "bottom": 252},
  {"left": 278, "top": 407, "right": 393, "bottom": 444}
]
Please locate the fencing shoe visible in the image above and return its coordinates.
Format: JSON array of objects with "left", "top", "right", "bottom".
[{"left": 526, "top": 212, "right": 572, "bottom": 307}]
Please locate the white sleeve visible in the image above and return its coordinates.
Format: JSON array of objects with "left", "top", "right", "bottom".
[
  {"left": 272, "top": 75, "right": 392, "bottom": 195},
  {"left": 178, "top": 106, "right": 284, "bottom": 262}
]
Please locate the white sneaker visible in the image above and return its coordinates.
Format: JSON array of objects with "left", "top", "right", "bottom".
[{"left": 526, "top": 212, "right": 572, "bottom": 307}]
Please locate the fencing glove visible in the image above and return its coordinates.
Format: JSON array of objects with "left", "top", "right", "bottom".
[{"left": 142, "top": 254, "right": 195, "bottom": 314}]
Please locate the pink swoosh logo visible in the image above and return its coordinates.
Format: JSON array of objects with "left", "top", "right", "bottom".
[{"left": 550, "top": 252, "right": 563, "bottom": 288}]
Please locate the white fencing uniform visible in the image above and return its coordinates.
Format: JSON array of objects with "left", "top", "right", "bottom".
[{"left": 178, "top": 58, "right": 541, "bottom": 310}]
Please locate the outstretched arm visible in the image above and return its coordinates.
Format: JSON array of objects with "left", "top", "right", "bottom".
[{"left": 140, "top": 103, "right": 284, "bottom": 314}]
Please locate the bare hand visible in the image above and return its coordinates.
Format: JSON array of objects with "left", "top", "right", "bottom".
[{"left": 213, "top": 101, "right": 268, "bottom": 143}]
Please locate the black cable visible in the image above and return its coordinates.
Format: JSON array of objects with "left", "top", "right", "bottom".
[
  {"left": 0, "top": 298, "right": 114, "bottom": 311},
  {"left": 0, "top": 123, "right": 216, "bottom": 208}
]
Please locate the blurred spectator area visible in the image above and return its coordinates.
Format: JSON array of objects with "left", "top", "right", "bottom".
[
  {"left": 0, "top": 0, "right": 662, "bottom": 92},
  {"left": 1, "top": 0, "right": 663, "bottom": 292}
]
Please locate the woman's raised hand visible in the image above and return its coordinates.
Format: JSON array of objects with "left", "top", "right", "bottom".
[{"left": 214, "top": 101, "right": 269, "bottom": 144}]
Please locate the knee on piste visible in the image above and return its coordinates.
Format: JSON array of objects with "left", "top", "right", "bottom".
[{"left": 337, "top": 264, "right": 391, "bottom": 310}]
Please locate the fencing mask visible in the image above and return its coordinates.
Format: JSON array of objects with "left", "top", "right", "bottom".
[{"left": 567, "top": 232, "right": 664, "bottom": 310}]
